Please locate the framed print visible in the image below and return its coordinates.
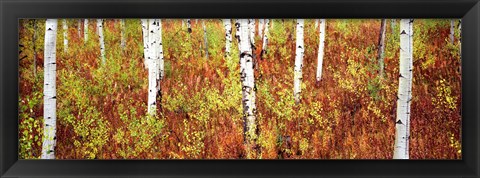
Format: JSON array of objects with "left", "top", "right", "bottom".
[{"left": 1, "top": 0, "right": 479, "bottom": 177}]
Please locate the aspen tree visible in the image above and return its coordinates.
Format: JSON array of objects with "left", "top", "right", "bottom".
[
  {"left": 77, "top": 20, "right": 81, "bottom": 38},
  {"left": 63, "top": 19, "right": 68, "bottom": 53},
  {"left": 41, "top": 19, "right": 58, "bottom": 159},
  {"left": 294, "top": 19, "right": 305, "bottom": 104},
  {"left": 187, "top": 19, "right": 192, "bottom": 33},
  {"left": 393, "top": 19, "right": 413, "bottom": 159},
  {"left": 223, "top": 19, "right": 232, "bottom": 57},
  {"left": 249, "top": 19, "right": 255, "bottom": 47},
  {"left": 258, "top": 19, "right": 264, "bottom": 37},
  {"left": 84, "top": 19, "right": 88, "bottom": 43},
  {"left": 378, "top": 19, "right": 387, "bottom": 77},
  {"left": 261, "top": 19, "right": 269, "bottom": 56},
  {"left": 391, "top": 19, "right": 396, "bottom": 35},
  {"left": 97, "top": 19, "right": 105, "bottom": 65},
  {"left": 147, "top": 19, "right": 162, "bottom": 115},
  {"left": 316, "top": 19, "right": 326, "bottom": 82},
  {"left": 141, "top": 19, "right": 149, "bottom": 68},
  {"left": 238, "top": 19, "right": 257, "bottom": 156},
  {"left": 315, "top": 19, "right": 319, "bottom": 29}
]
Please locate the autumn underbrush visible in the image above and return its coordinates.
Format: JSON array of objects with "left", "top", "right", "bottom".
[{"left": 19, "top": 19, "right": 461, "bottom": 159}]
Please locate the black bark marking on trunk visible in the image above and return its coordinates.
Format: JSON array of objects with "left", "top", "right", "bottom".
[{"left": 396, "top": 120, "right": 403, "bottom": 125}]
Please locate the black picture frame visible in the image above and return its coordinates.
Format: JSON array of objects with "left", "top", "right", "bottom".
[{"left": 1, "top": 0, "right": 479, "bottom": 177}]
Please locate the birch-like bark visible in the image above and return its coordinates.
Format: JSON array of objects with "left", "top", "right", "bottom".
[
  {"left": 187, "top": 19, "right": 192, "bottom": 33},
  {"left": 393, "top": 19, "right": 413, "bottom": 159},
  {"left": 223, "top": 19, "right": 232, "bottom": 57},
  {"left": 141, "top": 19, "right": 149, "bottom": 68},
  {"left": 147, "top": 19, "right": 161, "bottom": 115},
  {"left": 238, "top": 19, "right": 257, "bottom": 152},
  {"left": 315, "top": 19, "right": 319, "bottom": 29},
  {"left": 261, "top": 19, "right": 269, "bottom": 56},
  {"left": 203, "top": 20, "right": 208, "bottom": 59},
  {"left": 450, "top": 19, "right": 455, "bottom": 45},
  {"left": 378, "top": 19, "right": 387, "bottom": 77},
  {"left": 458, "top": 20, "right": 462, "bottom": 55},
  {"left": 97, "top": 19, "right": 106, "bottom": 65},
  {"left": 120, "top": 19, "right": 126, "bottom": 49},
  {"left": 42, "top": 19, "right": 58, "bottom": 159},
  {"left": 158, "top": 20, "right": 165, "bottom": 81},
  {"left": 294, "top": 19, "right": 305, "bottom": 104},
  {"left": 63, "top": 19, "right": 68, "bottom": 53},
  {"left": 316, "top": 19, "right": 326, "bottom": 82},
  {"left": 258, "top": 19, "right": 264, "bottom": 37},
  {"left": 249, "top": 19, "right": 255, "bottom": 47},
  {"left": 33, "top": 19, "right": 37, "bottom": 77},
  {"left": 235, "top": 19, "right": 241, "bottom": 52},
  {"left": 84, "top": 19, "right": 88, "bottom": 43},
  {"left": 77, "top": 20, "right": 81, "bottom": 38}
]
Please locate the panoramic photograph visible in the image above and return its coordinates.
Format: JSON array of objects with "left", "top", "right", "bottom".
[{"left": 18, "top": 19, "right": 461, "bottom": 159}]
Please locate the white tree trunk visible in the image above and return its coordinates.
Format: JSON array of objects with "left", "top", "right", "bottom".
[
  {"left": 315, "top": 19, "right": 319, "bottom": 29},
  {"left": 238, "top": 19, "right": 257, "bottom": 148},
  {"left": 258, "top": 19, "right": 264, "bottom": 37},
  {"left": 316, "top": 19, "right": 326, "bottom": 82},
  {"left": 235, "top": 19, "right": 241, "bottom": 52},
  {"left": 42, "top": 19, "right": 58, "bottom": 159},
  {"left": 450, "top": 19, "right": 455, "bottom": 45},
  {"left": 84, "top": 19, "right": 88, "bottom": 43},
  {"left": 141, "top": 19, "right": 149, "bottom": 68},
  {"left": 294, "top": 19, "right": 305, "bottom": 104},
  {"left": 249, "top": 19, "right": 255, "bottom": 47},
  {"left": 146, "top": 19, "right": 162, "bottom": 115},
  {"left": 378, "top": 19, "right": 387, "bottom": 77},
  {"left": 97, "top": 19, "right": 105, "bottom": 65},
  {"left": 158, "top": 20, "right": 165, "bottom": 81},
  {"left": 62, "top": 19, "right": 68, "bottom": 53},
  {"left": 223, "top": 19, "right": 232, "bottom": 57},
  {"left": 393, "top": 19, "right": 413, "bottom": 159},
  {"left": 120, "top": 19, "right": 126, "bottom": 49},
  {"left": 261, "top": 19, "right": 269, "bottom": 56},
  {"left": 77, "top": 20, "right": 81, "bottom": 38},
  {"left": 187, "top": 19, "right": 192, "bottom": 33}
]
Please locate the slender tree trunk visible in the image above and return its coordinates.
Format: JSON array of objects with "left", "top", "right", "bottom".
[
  {"left": 84, "top": 19, "right": 88, "bottom": 43},
  {"left": 63, "top": 19, "right": 68, "bottom": 53},
  {"left": 141, "top": 19, "right": 149, "bottom": 68},
  {"left": 258, "top": 19, "right": 264, "bottom": 37},
  {"left": 261, "top": 19, "right": 269, "bottom": 56},
  {"left": 235, "top": 19, "right": 241, "bottom": 52},
  {"left": 187, "top": 19, "right": 192, "bottom": 33},
  {"left": 33, "top": 19, "right": 37, "bottom": 77},
  {"left": 41, "top": 19, "right": 58, "bottom": 159},
  {"left": 96, "top": 19, "right": 105, "bottom": 65},
  {"left": 120, "top": 19, "right": 126, "bottom": 50},
  {"left": 249, "top": 19, "right": 255, "bottom": 47},
  {"left": 294, "top": 19, "right": 305, "bottom": 104},
  {"left": 378, "top": 19, "right": 387, "bottom": 77},
  {"left": 77, "top": 20, "right": 81, "bottom": 38},
  {"left": 458, "top": 20, "right": 462, "bottom": 55},
  {"left": 315, "top": 19, "right": 319, "bottom": 29},
  {"left": 393, "top": 19, "right": 413, "bottom": 159},
  {"left": 450, "top": 19, "right": 455, "bottom": 45},
  {"left": 223, "top": 19, "right": 232, "bottom": 57},
  {"left": 147, "top": 19, "right": 161, "bottom": 115},
  {"left": 238, "top": 19, "right": 257, "bottom": 157},
  {"left": 158, "top": 20, "right": 165, "bottom": 81},
  {"left": 316, "top": 19, "right": 326, "bottom": 83},
  {"left": 203, "top": 20, "right": 208, "bottom": 59}
]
